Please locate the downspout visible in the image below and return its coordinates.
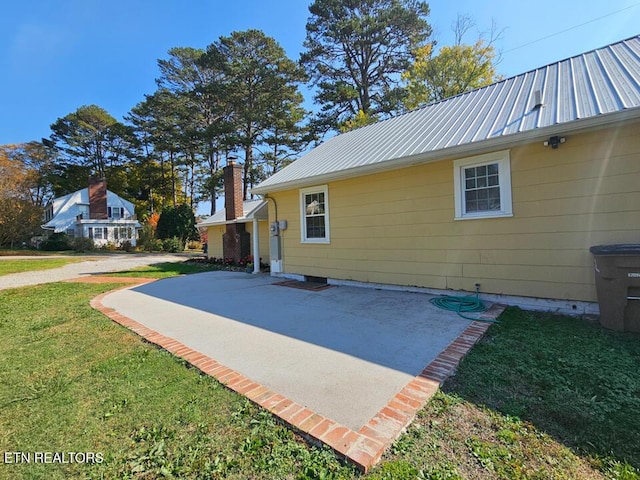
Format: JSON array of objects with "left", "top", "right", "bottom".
[
  {"left": 252, "top": 218, "right": 260, "bottom": 274},
  {"left": 263, "top": 194, "right": 277, "bottom": 221}
]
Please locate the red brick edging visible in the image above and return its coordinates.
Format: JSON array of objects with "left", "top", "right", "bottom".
[{"left": 90, "top": 279, "right": 505, "bottom": 472}]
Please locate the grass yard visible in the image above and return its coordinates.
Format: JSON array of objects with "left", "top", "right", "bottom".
[
  {"left": 0, "top": 267, "right": 638, "bottom": 479},
  {"left": 0, "top": 257, "right": 86, "bottom": 276},
  {"left": 372, "top": 308, "right": 640, "bottom": 480},
  {"left": 0, "top": 281, "right": 356, "bottom": 480},
  {"left": 105, "top": 261, "right": 227, "bottom": 279}
]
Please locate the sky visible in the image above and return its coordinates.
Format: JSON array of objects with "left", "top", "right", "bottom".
[{"left": 1, "top": 0, "right": 639, "bottom": 148}]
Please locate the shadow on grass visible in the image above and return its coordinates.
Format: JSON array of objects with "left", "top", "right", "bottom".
[{"left": 444, "top": 307, "right": 640, "bottom": 471}]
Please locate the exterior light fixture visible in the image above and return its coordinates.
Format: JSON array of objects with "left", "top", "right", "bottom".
[{"left": 543, "top": 136, "right": 566, "bottom": 149}]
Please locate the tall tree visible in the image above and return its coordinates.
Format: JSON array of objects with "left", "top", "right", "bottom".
[
  {"left": 301, "top": 0, "right": 432, "bottom": 132},
  {"left": 45, "top": 105, "right": 138, "bottom": 195},
  {"left": 153, "top": 47, "right": 232, "bottom": 213},
  {"left": 2, "top": 142, "right": 55, "bottom": 207},
  {"left": 260, "top": 98, "right": 312, "bottom": 176},
  {"left": 128, "top": 90, "right": 190, "bottom": 210},
  {"left": 402, "top": 15, "right": 501, "bottom": 108},
  {"left": 0, "top": 145, "right": 46, "bottom": 247},
  {"left": 211, "top": 29, "right": 308, "bottom": 198}
]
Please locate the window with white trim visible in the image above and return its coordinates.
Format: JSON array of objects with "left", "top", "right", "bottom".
[
  {"left": 453, "top": 150, "right": 513, "bottom": 220},
  {"left": 300, "top": 185, "right": 330, "bottom": 243}
]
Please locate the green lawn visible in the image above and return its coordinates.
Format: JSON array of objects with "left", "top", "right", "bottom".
[
  {"left": 0, "top": 249, "right": 80, "bottom": 257},
  {"left": 0, "top": 269, "right": 638, "bottom": 479},
  {"left": 105, "top": 261, "right": 227, "bottom": 279},
  {"left": 370, "top": 308, "right": 640, "bottom": 480},
  {"left": 0, "top": 258, "right": 86, "bottom": 276}
]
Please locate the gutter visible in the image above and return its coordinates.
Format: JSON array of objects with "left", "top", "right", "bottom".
[{"left": 251, "top": 109, "right": 640, "bottom": 195}]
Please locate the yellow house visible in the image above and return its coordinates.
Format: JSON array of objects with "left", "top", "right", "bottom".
[
  {"left": 199, "top": 199, "right": 270, "bottom": 268},
  {"left": 252, "top": 36, "right": 640, "bottom": 315}
]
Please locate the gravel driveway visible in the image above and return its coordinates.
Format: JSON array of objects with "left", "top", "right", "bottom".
[{"left": 0, "top": 254, "right": 188, "bottom": 290}]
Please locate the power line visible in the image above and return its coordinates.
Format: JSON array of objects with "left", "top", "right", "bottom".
[{"left": 503, "top": 2, "right": 640, "bottom": 53}]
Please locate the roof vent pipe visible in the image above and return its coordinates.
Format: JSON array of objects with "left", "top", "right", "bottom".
[{"left": 533, "top": 90, "right": 543, "bottom": 109}]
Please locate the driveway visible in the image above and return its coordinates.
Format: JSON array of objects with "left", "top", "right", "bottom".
[
  {"left": 99, "top": 273, "right": 499, "bottom": 438},
  {"left": 0, "top": 254, "right": 188, "bottom": 290}
]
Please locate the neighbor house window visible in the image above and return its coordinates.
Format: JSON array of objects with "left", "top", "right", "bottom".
[
  {"left": 300, "top": 185, "right": 330, "bottom": 243},
  {"left": 453, "top": 150, "right": 513, "bottom": 220},
  {"left": 108, "top": 207, "right": 124, "bottom": 219}
]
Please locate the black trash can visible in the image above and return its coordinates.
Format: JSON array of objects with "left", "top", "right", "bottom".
[{"left": 589, "top": 244, "right": 640, "bottom": 332}]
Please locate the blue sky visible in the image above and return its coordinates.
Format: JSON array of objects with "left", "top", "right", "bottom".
[{"left": 1, "top": 0, "right": 639, "bottom": 147}]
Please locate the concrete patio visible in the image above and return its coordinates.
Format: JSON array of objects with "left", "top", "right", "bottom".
[{"left": 94, "top": 271, "right": 503, "bottom": 470}]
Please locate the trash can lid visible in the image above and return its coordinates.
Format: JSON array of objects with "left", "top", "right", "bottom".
[{"left": 590, "top": 244, "right": 640, "bottom": 255}]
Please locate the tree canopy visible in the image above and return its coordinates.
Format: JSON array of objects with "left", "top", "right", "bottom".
[
  {"left": 3, "top": 15, "right": 504, "bottom": 234},
  {"left": 301, "top": 0, "right": 432, "bottom": 131},
  {"left": 155, "top": 203, "right": 199, "bottom": 245},
  {"left": 44, "top": 105, "right": 139, "bottom": 197},
  {"left": 0, "top": 144, "right": 49, "bottom": 247},
  {"left": 403, "top": 40, "right": 499, "bottom": 108},
  {"left": 403, "top": 15, "right": 501, "bottom": 108}
]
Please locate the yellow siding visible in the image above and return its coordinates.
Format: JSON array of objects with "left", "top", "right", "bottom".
[
  {"left": 206, "top": 225, "right": 225, "bottom": 258},
  {"left": 207, "top": 221, "right": 270, "bottom": 263},
  {"left": 269, "top": 121, "right": 640, "bottom": 302}
]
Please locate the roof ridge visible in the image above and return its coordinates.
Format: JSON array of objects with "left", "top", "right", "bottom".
[{"left": 409, "top": 34, "right": 640, "bottom": 114}]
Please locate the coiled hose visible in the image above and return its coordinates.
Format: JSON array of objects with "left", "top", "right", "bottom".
[{"left": 429, "top": 293, "right": 497, "bottom": 322}]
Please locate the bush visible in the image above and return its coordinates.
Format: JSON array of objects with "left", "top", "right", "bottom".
[
  {"left": 143, "top": 238, "right": 164, "bottom": 252},
  {"left": 162, "top": 237, "right": 184, "bottom": 253},
  {"left": 100, "top": 241, "right": 118, "bottom": 251},
  {"left": 156, "top": 204, "right": 198, "bottom": 245},
  {"left": 40, "top": 233, "right": 72, "bottom": 251},
  {"left": 73, "top": 237, "right": 95, "bottom": 252},
  {"left": 186, "top": 240, "right": 202, "bottom": 250},
  {"left": 119, "top": 240, "right": 134, "bottom": 252}
]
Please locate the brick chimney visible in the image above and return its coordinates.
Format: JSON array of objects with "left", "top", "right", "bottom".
[
  {"left": 224, "top": 162, "right": 244, "bottom": 221},
  {"left": 222, "top": 162, "right": 250, "bottom": 262},
  {"left": 88, "top": 177, "right": 108, "bottom": 220}
]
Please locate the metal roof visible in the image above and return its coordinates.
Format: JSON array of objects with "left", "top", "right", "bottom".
[
  {"left": 198, "top": 199, "right": 268, "bottom": 226},
  {"left": 253, "top": 35, "right": 640, "bottom": 194}
]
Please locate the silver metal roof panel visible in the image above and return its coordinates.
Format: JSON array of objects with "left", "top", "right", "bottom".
[{"left": 253, "top": 35, "right": 640, "bottom": 194}]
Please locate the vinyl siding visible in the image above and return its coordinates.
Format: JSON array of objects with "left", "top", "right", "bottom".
[{"left": 269, "top": 121, "right": 640, "bottom": 302}]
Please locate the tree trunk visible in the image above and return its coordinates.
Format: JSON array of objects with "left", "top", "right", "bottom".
[{"left": 170, "top": 150, "right": 177, "bottom": 207}]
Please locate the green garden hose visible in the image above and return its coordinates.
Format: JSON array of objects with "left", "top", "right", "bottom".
[{"left": 429, "top": 293, "right": 497, "bottom": 322}]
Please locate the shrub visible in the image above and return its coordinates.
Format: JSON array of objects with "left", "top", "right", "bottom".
[
  {"left": 119, "top": 240, "right": 134, "bottom": 252},
  {"left": 73, "top": 237, "right": 95, "bottom": 252},
  {"left": 138, "top": 223, "right": 155, "bottom": 248},
  {"left": 104, "top": 241, "right": 120, "bottom": 251},
  {"left": 162, "top": 237, "right": 184, "bottom": 253},
  {"left": 186, "top": 240, "right": 202, "bottom": 250},
  {"left": 143, "top": 238, "right": 164, "bottom": 252},
  {"left": 156, "top": 204, "right": 198, "bottom": 245},
  {"left": 40, "top": 232, "right": 72, "bottom": 251}
]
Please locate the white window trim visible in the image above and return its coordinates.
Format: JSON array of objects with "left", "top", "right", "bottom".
[
  {"left": 300, "top": 185, "right": 330, "bottom": 244},
  {"left": 453, "top": 150, "right": 513, "bottom": 220}
]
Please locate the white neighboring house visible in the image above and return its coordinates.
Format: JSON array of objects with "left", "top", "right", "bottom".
[{"left": 41, "top": 178, "right": 142, "bottom": 247}]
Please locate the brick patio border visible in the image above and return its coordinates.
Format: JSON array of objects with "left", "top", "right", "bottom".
[{"left": 90, "top": 278, "right": 505, "bottom": 472}]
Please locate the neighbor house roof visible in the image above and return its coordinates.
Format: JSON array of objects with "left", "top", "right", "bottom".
[
  {"left": 42, "top": 188, "right": 140, "bottom": 232},
  {"left": 198, "top": 199, "right": 268, "bottom": 226},
  {"left": 253, "top": 35, "right": 640, "bottom": 194}
]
